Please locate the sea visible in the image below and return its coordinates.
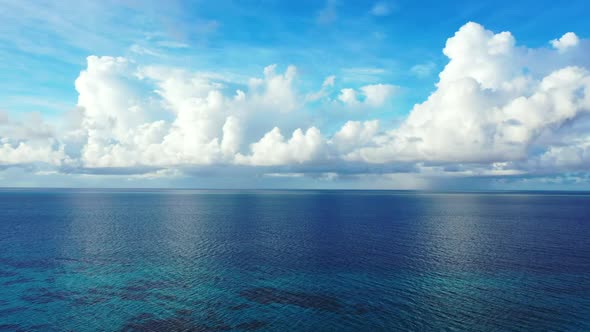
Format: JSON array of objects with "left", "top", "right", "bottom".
[{"left": 0, "top": 189, "right": 589, "bottom": 331}]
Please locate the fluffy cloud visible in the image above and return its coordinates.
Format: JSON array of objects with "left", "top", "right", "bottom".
[
  {"left": 0, "top": 112, "right": 66, "bottom": 166},
  {"left": 535, "top": 143, "right": 590, "bottom": 171},
  {"left": 338, "top": 84, "right": 397, "bottom": 107},
  {"left": 71, "top": 58, "right": 308, "bottom": 169},
  {"left": 338, "top": 88, "right": 359, "bottom": 105},
  {"left": 236, "top": 127, "right": 324, "bottom": 166},
  {"left": 1, "top": 21, "right": 590, "bottom": 186},
  {"left": 551, "top": 32, "right": 580, "bottom": 52},
  {"left": 360, "top": 84, "right": 398, "bottom": 107},
  {"left": 349, "top": 22, "right": 590, "bottom": 174},
  {"left": 331, "top": 120, "right": 380, "bottom": 155}
]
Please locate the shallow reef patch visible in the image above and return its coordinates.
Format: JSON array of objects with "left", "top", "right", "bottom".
[
  {"left": 21, "top": 287, "right": 76, "bottom": 304},
  {"left": 235, "top": 320, "right": 268, "bottom": 330},
  {"left": 3, "top": 277, "right": 34, "bottom": 286},
  {"left": 120, "top": 316, "right": 233, "bottom": 332},
  {"left": 239, "top": 287, "right": 343, "bottom": 312}
]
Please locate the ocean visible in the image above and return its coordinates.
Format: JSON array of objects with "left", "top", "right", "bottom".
[{"left": 0, "top": 189, "right": 589, "bottom": 331}]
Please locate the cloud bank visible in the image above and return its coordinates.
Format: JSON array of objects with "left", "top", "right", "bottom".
[{"left": 2, "top": 22, "right": 589, "bottom": 187}]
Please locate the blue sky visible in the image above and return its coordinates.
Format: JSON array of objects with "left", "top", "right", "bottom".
[
  {"left": 1, "top": 0, "right": 590, "bottom": 189},
  {"left": 3, "top": 0, "right": 587, "bottom": 117}
]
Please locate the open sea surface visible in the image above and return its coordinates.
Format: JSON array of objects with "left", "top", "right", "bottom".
[{"left": 0, "top": 189, "right": 589, "bottom": 331}]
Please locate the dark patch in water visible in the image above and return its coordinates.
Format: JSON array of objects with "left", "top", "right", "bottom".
[
  {"left": 87, "top": 287, "right": 103, "bottom": 295},
  {"left": 54, "top": 256, "right": 123, "bottom": 268},
  {"left": 175, "top": 309, "right": 192, "bottom": 316},
  {"left": 73, "top": 295, "right": 110, "bottom": 306},
  {"left": 3, "top": 277, "right": 34, "bottom": 286},
  {"left": 118, "top": 280, "right": 176, "bottom": 302},
  {"left": 235, "top": 320, "right": 268, "bottom": 330},
  {"left": 87, "top": 286, "right": 117, "bottom": 296},
  {"left": 27, "top": 324, "right": 52, "bottom": 331},
  {"left": 0, "top": 324, "right": 22, "bottom": 331},
  {"left": 120, "top": 292, "right": 149, "bottom": 301},
  {"left": 228, "top": 303, "right": 251, "bottom": 310},
  {"left": 120, "top": 317, "right": 188, "bottom": 331},
  {"left": 55, "top": 257, "right": 79, "bottom": 262},
  {"left": 0, "top": 307, "right": 27, "bottom": 316},
  {"left": 77, "top": 286, "right": 120, "bottom": 305},
  {"left": 0, "top": 270, "right": 17, "bottom": 278},
  {"left": 132, "top": 313, "right": 156, "bottom": 320},
  {"left": 122, "top": 280, "right": 172, "bottom": 292},
  {"left": 0, "top": 258, "right": 58, "bottom": 270},
  {"left": 351, "top": 303, "right": 378, "bottom": 315},
  {"left": 120, "top": 316, "right": 231, "bottom": 332},
  {"left": 21, "top": 288, "right": 76, "bottom": 304},
  {"left": 239, "top": 287, "right": 342, "bottom": 312},
  {"left": 155, "top": 294, "right": 179, "bottom": 302}
]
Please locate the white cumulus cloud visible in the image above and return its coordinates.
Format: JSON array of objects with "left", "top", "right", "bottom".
[
  {"left": 551, "top": 32, "right": 580, "bottom": 52},
  {"left": 236, "top": 127, "right": 324, "bottom": 166},
  {"left": 348, "top": 22, "right": 590, "bottom": 175},
  {"left": 338, "top": 84, "right": 397, "bottom": 107},
  {"left": 1, "top": 21, "right": 590, "bottom": 186}
]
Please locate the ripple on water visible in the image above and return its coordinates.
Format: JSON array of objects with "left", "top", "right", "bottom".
[{"left": 1, "top": 190, "right": 590, "bottom": 331}]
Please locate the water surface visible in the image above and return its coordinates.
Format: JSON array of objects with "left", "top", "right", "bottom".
[{"left": 0, "top": 189, "right": 589, "bottom": 331}]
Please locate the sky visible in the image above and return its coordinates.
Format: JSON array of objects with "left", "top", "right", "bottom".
[{"left": 1, "top": 0, "right": 590, "bottom": 189}]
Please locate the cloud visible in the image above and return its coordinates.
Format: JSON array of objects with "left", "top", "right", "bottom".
[
  {"left": 360, "top": 84, "right": 398, "bottom": 107},
  {"left": 349, "top": 22, "right": 590, "bottom": 173},
  {"left": 322, "top": 75, "right": 336, "bottom": 87},
  {"left": 0, "top": 142, "right": 65, "bottom": 166},
  {"left": 534, "top": 143, "right": 590, "bottom": 171},
  {"left": 306, "top": 75, "right": 336, "bottom": 102},
  {"left": 1, "top": 21, "right": 590, "bottom": 188},
  {"left": 69, "top": 57, "right": 314, "bottom": 170},
  {"left": 338, "top": 84, "right": 398, "bottom": 107},
  {"left": 551, "top": 32, "right": 580, "bottom": 52},
  {"left": 331, "top": 120, "right": 380, "bottom": 154},
  {"left": 338, "top": 88, "right": 359, "bottom": 105},
  {"left": 128, "top": 168, "right": 183, "bottom": 180},
  {"left": 236, "top": 127, "right": 324, "bottom": 166},
  {"left": 0, "top": 112, "right": 66, "bottom": 166}
]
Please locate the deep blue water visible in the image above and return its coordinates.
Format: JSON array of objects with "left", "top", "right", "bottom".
[{"left": 0, "top": 189, "right": 589, "bottom": 331}]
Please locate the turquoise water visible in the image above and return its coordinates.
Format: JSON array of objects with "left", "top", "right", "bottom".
[{"left": 0, "top": 189, "right": 589, "bottom": 331}]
